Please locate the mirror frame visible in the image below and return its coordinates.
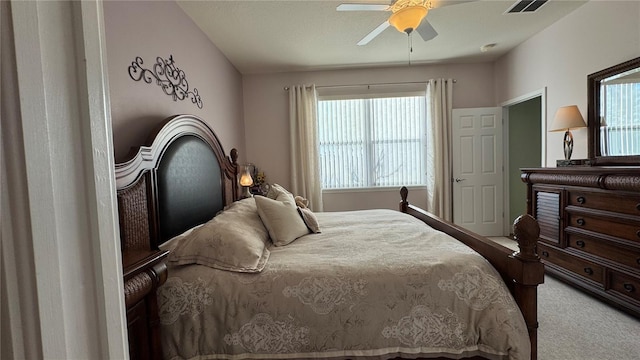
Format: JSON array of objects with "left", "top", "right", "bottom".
[{"left": 588, "top": 56, "right": 640, "bottom": 166}]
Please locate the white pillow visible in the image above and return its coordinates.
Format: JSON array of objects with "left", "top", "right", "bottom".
[{"left": 255, "top": 193, "right": 310, "bottom": 246}]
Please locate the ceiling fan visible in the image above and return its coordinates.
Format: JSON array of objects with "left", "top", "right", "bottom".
[{"left": 337, "top": 0, "right": 471, "bottom": 46}]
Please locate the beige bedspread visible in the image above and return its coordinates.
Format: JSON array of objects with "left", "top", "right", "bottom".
[{"left": 157, "top": 209, "right": 530, "bottom": 360}]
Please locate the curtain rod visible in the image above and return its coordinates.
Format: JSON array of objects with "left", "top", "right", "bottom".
[{"left": 283, "top": 79, "right": 456, "bottom": 91}]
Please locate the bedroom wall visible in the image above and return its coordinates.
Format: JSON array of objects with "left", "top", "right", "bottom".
[
  {"left": 104, "top": 0, "right": 245, "bottom": 163},
  {"left": 243, "top": 63, "right": 496, "bottom": 211},
  {"left": 494, "top": 0, "right": 640, "bottom": 167}
]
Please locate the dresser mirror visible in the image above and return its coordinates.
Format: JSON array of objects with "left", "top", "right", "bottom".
[{"left": 588, "top": 56, "right": 640, "bottom": 165}]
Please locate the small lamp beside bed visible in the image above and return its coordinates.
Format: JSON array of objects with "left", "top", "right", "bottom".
[{"left": 239, "top": 164, "right": 254, "bottom": 198}]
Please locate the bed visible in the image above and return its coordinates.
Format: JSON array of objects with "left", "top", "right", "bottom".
[{"left": 115, "top": 114, "right": 544, "bottom": 360}]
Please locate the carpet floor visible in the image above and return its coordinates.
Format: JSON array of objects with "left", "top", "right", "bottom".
[{"left": 488, "top": 237, "right": 640, "bottom": 359}]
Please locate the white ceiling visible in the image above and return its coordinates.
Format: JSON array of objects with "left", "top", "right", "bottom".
[{"left": 177, "top": 0, "right": 587, "bottom": 75}]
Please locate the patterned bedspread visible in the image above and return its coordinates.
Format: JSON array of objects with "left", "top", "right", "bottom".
[{"left": 157, "top": 209, "right": 530, "bottom": 360}]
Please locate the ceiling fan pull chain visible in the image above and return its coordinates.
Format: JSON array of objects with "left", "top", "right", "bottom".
[
  {"left": 407, "top": 33, "right": 413, "bottom": 65},
  {"left": 410, "top": 32, "right": 414, "bottom": 53}
]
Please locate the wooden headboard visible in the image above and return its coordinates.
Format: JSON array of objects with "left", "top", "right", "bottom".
[{"left": 115, "top": 114, "right": 239, "bottom": 251}]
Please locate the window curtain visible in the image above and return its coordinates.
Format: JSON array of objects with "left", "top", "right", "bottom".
[
  {"left": 289, "top": 84, "right": 323, "bottom": 211},
  {"left": 426, "top": 79, "right": 453, "bottom": 220}
]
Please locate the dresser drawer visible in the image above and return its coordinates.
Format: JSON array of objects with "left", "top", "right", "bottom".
[
  {"left": 608, "top": 271, "right": 640, "bottom": 303},
  {"left": 567, "top": 213, "right": 640, "bottom": 244},
  {"left": 538, "top": 243, "right": 604, "bottom": 284},
  {"left": 568, "top": 190, "right": 640, "bottom": 216},
  {"left": 567, "top": 234, "right": 640, "bottom": 271}
]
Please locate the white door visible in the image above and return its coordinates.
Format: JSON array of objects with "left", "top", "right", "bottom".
[{"left": 452, "top": 107, "right": 504, "bottom": 236}]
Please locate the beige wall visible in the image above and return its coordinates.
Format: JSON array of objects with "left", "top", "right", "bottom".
[
  {"left": 243, "top": 63, "right": 495, "bottom": 210},
  {"left": 321, "top": 187, "right": 428, "bottom": 212},
  {"left": 494, "top": 0, "right": 640, "bottom": 166},
  {"left": 104, "top": 1, "right": 245, "bottom": 163}
]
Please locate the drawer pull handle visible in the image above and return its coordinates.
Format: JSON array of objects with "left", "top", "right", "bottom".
[
  {"left": 637, "top": 258, "right": 640, "bottom": 265},
  {"left": 584, "top": 267, "right": 593, "bottom": 275},
  {"left": 576, "top": 240, "right": 585, "bottom": 248},
  {"left": 637, "top": 230, "right": 640, "bottom": 238},
  {"left": 636, "top": 203, "right": 640, "bottom": 211},
  {"left": 623, "top": 283, "right": 635, "bottom": 293},
  {"left": 577, "top": 218, "right": 585, "bottom": 226},
  {"left": 577, "top": 196, "right": 586, "bottom": 204},
  {"left": 541, "top": 251, "right": 549, "bottom": 257}
]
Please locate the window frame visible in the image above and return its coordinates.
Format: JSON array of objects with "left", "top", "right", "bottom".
[{"left": 316, "top": 89, "right": 428, "bottom": 190}]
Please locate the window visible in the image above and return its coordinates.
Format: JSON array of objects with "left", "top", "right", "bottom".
[
  {"left": 317, "top": 94, "right": 427, "bottom": 189},
  {"left": 601, "top": 81, "right": 640, "bottom": 156}
]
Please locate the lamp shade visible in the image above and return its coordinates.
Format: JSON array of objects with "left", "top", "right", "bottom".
[
  {"left": 550, "top": 105, "right": 587, "bottom": 132},
  {"left": 239, "top": 165, "right": 254, "bottom": 187},
  {"left": 389, "top": 5, "right": 428, "bottom": 34}
]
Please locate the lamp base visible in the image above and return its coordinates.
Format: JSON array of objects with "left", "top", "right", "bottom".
[
  {"left": 557, "top": 159, "right": 591, "bottom": 167},
  {"left": 241, "top": 186, "right": 253, "bottom": 199},
  {"left": 563, "top": 129, "right": 574, "bottom": 161}
]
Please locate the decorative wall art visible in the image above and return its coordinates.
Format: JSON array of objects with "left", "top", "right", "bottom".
[{"left": 128, "top": 55, "right": 203, "bottom": 109}]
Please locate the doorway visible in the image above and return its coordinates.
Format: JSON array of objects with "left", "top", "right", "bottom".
[{"left": 501, "top": 89, "right": 545, "bottom": 236}]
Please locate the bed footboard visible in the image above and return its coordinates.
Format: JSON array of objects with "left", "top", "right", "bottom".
[{"left": 399, "top": 187, "right": 544, "bottom": 360}]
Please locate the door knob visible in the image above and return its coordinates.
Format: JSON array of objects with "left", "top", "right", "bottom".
[{"left": 455, "top": 178, "right": 466, "bottom": 183}]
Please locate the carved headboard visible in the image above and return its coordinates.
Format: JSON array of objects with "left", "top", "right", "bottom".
[{"left": 115, "top": 114, "right": 239, "bottom": 251}]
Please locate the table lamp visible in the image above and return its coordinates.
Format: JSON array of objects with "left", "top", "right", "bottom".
[
  {"left": 239, "top": 164, "right": 254, "bottom": 198},
  {"left": 549, "top": 105, "right": 587, "bottom": 161}
]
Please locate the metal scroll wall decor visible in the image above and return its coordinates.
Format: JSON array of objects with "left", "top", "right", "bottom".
[{"left": 128, "top": 55, "right": 203, "bottom": 109}]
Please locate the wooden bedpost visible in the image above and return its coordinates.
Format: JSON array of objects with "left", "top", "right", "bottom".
[
  {"left": 400, "top": 186, "right": 409, "bottom": 213},
  {"left": 511, "top": 214, "right": 545, "bottom": 360},
  {"left": 229, "top": 148, "right": 239, "bottom": 201}
]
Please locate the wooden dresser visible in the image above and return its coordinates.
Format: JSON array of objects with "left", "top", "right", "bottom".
[{"left": 522, "top": 167, "right": 640, "bottom": 318}]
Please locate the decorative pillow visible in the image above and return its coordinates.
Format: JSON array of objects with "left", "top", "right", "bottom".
[
  {"left": 297, "top": 207, "right": 321, "bottom": 233},
  {"left": 266, "top": 183, "right": 292, "bottom": 200},
  {"left": 159, "top": 223, "right": 203, "bottom": 252},
  {"left": 255, "top": 193, "right": 310, "bottom": 246},
  {"left": 168, "top": 198, "right": 270, "bottom": 273},
  {"left": 294, "top": 195, "right": 309, "bottom": 209},
  {"left": 223, "top": 197, "right": 255, "bottom": 211}
]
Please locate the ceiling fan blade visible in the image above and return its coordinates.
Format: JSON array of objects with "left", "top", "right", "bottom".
[
  {"left": 357, "top": 21, "right": 390, "bottom": 46},
  {"left": 337, "top": 3, "right": 389, "bottom": 11},
  {"left": 431, "top": 0, "right": 476, "bottom": 8},
  {"left": 416, "top": 19, "right": 438, "bottom": 42}
]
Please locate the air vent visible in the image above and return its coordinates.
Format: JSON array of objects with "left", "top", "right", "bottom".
[{"left": 506, "top": 0, "right": 548, "bottom": 13}]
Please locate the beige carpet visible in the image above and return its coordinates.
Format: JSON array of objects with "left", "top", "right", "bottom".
[{"left": 488, "top": 237, "right": 640, "bottom": 359}]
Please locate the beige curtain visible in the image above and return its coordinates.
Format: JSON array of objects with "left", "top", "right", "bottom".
[
  {"left": 426, "top": 79, "right": 453, "bottom": 220},
  {"left": 289, "top": 84, "right": 323, "bottom": 211}
]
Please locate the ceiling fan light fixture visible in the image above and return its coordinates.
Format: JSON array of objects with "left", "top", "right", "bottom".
[{"left": 389, "top": 5, "right": 428, "bottom": 34}]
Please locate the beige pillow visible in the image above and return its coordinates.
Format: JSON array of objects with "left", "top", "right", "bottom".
[
  {"left": 255, "top": 194, "right": 310, "bottom": 246},
  {"left": 266, "top": 183, "right": 292, "bottom": 200},
  {"left": 297, "top": 207, "right": 320, "bottom": 233},
  {"left": 168, "top": 198, "right": 270, "bottom": 273}
]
